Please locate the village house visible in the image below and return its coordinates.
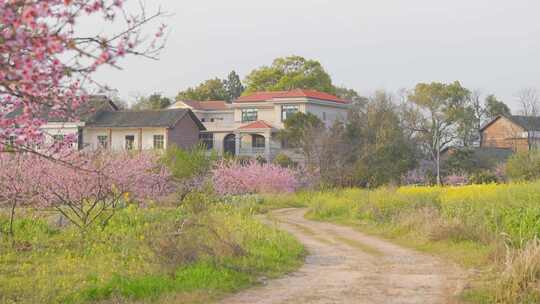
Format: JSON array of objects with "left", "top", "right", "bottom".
[
  {"left": 169, "top": 89, "right": 351, "bottom": 160},
  {"left": 480, "top": 115, "right": 540, "bottom": 153},
  {"left": 5, "top": 95, "right": 205, "bottom": 152},
  {"left": 83, "top": 108, "right": 205, "bottom": 151}
]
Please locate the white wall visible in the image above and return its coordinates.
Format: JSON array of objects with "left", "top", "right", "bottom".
[
  {"left": 41, "top": 122, "right": 81, "bottom": 149},
  {"left": 305, "top": 103, "right": 348, "bottom": 127},
  {"left": 84, "top": 127, "right": 167, "bottom": 151}
]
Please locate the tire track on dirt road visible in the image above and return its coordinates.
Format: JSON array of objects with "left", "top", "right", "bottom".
[{"left": 220, "top": 208, "right": 466, "bottom": 304}]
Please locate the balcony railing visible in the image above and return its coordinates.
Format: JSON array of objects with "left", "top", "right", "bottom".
[{"left": 238, "top": 147, "right": 266, "bottom": 156}]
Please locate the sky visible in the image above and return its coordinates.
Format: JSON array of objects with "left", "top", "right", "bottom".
[{"left": 92, "top": 0, "right": 540, "bottom": 110}]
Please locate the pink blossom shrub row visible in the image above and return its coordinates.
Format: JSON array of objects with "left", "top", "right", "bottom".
[
  {"left": 0, "top": 151, "right": 174, "bottom": 209},
  {"left": 212, "top": 161, "right": 299, "bottom": 195}
]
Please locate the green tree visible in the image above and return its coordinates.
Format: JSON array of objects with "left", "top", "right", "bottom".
[
  {"left": 244, "top": 55, "right": 335, "bottom": 94},
  {"left": 404, "top": 81, "right": 471, "bottom": 185},
  {"left": 131, "top": 93, "right": 172, "bottom": 110},
  {"left": 347, "top": 91, "right": 417, "bottom": 187},
  {"left": 485, "top": 94, "right": 511, "bottom": 120},
  {"left": 335, "top": 86, "right": 368, "bottom": 105},
  {"left": 177, "top": 78, "right": 227, "bottom": 101},
  {"left": 224, "top": 70, "right": 244, "bottom": 102}
]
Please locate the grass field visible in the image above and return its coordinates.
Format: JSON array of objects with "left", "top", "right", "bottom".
[
  {"left": 258, "top": 183, "right": 540, "bottom": 303},
  {"left": 0, "top": 196, "right": 304, "bottom": 304}
]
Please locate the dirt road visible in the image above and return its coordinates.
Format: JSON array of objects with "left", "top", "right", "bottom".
[{"left": 220, "top": 208, "right": 465, "bottom": 304}]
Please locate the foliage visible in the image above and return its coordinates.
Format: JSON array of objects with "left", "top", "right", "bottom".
[
  {"left": 443, "top": 173, "right": 469, "bottom": 186},
  {"left": 485, "top": 94, "right": 511, "bottom": 120},
  {"left": 0, "top": 151, "right": 173, "bottom": 233},
  {"left": 334, "top": 87, "right": 368, "bottom": 105},
  {"left": 273, "top": 153, "right": 296, "bottom": 168},
  {"left": 0, "top": 201, "right": 304, "bottom": 303},
  {"left": 243, "top": 55, "right": 336, "bottom": 94},
  {"left": 176, "top": 78, "right": 228, "bottom": 101},
  {"left": 469, "top": 171, "right": 499, "bottom": 184},
  {"left": 0, "top": 0, "right": 166, "bottom": 151},
  {"left": 224, "top": 70, "right": 244, "bottom": 101},
  {"left": 131, "top": 93, "right": 172, "bottom": 110},
  {"left": 347, "top": 91, "right": 417, "bottom": 187},
  {"left": 212, "top": 161, "right": 299, "bottom": 195},
  {"left": 404, "top": 81, "right": 471, "bottom": 184},
  {"left": 506, "top": 151, "right": 540, "bottom": 181},
  {"left": 160, "top": 144, "right": 216, "bottom": 201}
]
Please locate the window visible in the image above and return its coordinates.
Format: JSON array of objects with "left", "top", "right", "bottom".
[
  {"left": 8, "top": 136, "right": 15, "bottom": 147},
  {"left": 97, "top": 135, "right": 108, "bottom": 149},
  {"left": 281, "top": 105, "right": 299, "bottom": 121},
  {"left": 199, "top": 133, "right": 214, "bottom": 150},
  {"left": 210, "top": 118, "right": 215, "bottom": 122},
  {"left": 52, "top": 134, "right": 64, "bottom": 143},
  {"left": 153, "top": 135, "right": 164, "bottom": 150},
  {"left": 322, "top": 112, "right": 327, "bottom": 121},
  {"left": 241, "top": 109, "right": 258, "bottom": 122},
  {"left": 125, "top": 135, "right": 135, "bottom": 150},
  {"left": 252, "top": 134, "right": 265, "bottom": 148},
  {"left": 201, "top": 118, "right": 206, "bottom": 122}
]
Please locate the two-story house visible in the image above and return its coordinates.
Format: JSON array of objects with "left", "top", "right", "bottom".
[{"left": 170, "top": 89, "right": 351, "bottom": 160}]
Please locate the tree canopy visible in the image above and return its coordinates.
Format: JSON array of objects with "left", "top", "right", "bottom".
[
  {"left": 131, "top": 93, "right": 172, "bottom": 110},
  {"left": 243, "top": 56, "right": 336, "bottom": 94},
  {"left": 176, "top": 78, "right": 228, "bottom": 101},
  {"left": 485, "top": 94, "right": 511, "bottom": 119}
]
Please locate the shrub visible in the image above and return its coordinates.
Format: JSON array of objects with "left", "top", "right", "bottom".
[
  {"left": 273, "top": 153, "right": 296, "bottom": 168},
  {"left": 212, "top": 161, "right": 299, "bottom": 195},
  {"left": 443, "top": 173, "right": 469, "bottom": 186},
  {"left": 469, "top": 170, "right": 498, "bottom": 184},
  {"left": 506, "top": 151, "right": 540, "bottom": 181}
]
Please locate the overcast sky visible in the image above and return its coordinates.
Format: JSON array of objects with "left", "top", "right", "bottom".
[{"left": 92, "top": 0, "right": 540, "bottom": 110}]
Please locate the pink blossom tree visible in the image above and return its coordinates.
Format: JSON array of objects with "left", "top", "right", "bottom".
[
  {"left": 212, "top": 160, "right": 300, "bottom": 196},
  {"left": 0, "top": 0, "right": 166, "bottom": 152},
  {"left": 0, "top": 151, "right": 174, "bottom": 233}
]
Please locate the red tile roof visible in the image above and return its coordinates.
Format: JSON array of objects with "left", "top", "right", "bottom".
[
  {"left": 237, "top": 120, "right": 274, "bottom": 130},
  {"left": 180, "top": 100, "right": 230, "bottom": 111},
  {"left": 235, "top": 89, "right": 349, "bottom": 104}
]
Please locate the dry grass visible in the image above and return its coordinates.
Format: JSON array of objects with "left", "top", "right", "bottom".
[{"left": 496, "top": 239, "right": 540, "bottom": 303}]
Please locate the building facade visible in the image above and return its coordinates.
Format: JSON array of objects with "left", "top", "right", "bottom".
[
  {"left": 480, "top": 115, "right": 540, "bottom": 153},
  {"left": 169, "top": 89, "right": 351, "bottom": 160}
]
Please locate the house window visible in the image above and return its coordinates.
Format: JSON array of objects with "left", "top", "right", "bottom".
[
  {"left": 7, "top": 136, "right": 16, "bottom": 147},
  {"left": 125, "top": 135, "right": 135, "bottom": 150},
  {"left": 97, "top": 135, "right": 108, "bottom": 149},
  {"left": 241, "top": 109, "right": 258, "bottom": 122},
  {"left": 153, "top": 135, "right": 164, "bottom": 150},
  {"left": 281, "top": 105, "right": 299, "bottom": 121},
  {"left": 199, "top": 133, "right": 214, "bottom": 150},
  {"left": 201, "top": 118, "right": 206, "bottom": 122},
  {"left": 322, "top": 112, "right": 327, "bottom": 121},
  {"left": 210, "top": 118, "right": 215, "bottom": 122},
  {"left": 252, "top": 134, "right": 265, "bottom": 148}
]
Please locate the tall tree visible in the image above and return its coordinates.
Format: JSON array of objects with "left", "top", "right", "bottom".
[
  {"left": 484, "top": 94, "right": 511, "bottom": 120},
  {"left": 347, "top": 91, "right": 417, "bottom": 187},
  {"left": 335, "top": 87, "right": 368, "bottom": 105},
  {"left": 176, "top": 78, "right": 227, "bottom": 101},
  {"left": 132, "top": 93, "right": 172, "bottom": 110},
  {"left": 244, "top": 56, "right": 335, "bottom": 94},
  {"left": 404, "top": 81, "right": 470, "bottom": 185},
  {"left": 224, "top": 71, "right": 244, "bottom": 102}
]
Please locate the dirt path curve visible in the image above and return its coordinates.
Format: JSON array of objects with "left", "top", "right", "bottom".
[{"left": 220, "top": 208, "right": 466, "bottom": 304}]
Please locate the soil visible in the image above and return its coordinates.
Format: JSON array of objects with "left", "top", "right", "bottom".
[{"left": 220, "top": 208, "right": 466, "bottom": 304}]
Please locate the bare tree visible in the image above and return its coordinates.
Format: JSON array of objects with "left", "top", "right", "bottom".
[{"left": 516, "top": 88, "right": 540, "bottom": 117}]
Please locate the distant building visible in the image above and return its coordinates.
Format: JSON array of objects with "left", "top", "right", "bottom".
[
  {"left": 169, "top": 89, "right": 351, "bottom": 160},
  {"left": 5, "top": 96, "right": 205, "bottom": 152},
  {"left": 480, "top": 115, "right": 540, "bottom": 153},
  {"left": 84, "top": 108, "right": 205, "bottom": 151}
]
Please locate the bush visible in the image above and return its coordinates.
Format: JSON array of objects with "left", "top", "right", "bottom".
[
  {"left": 212, "top": 161, "right": 299, "bottom": 195},
  {"left": 469, "top": 171, "right": 498, "bottom": 184},
  {"left": 273, "top": 153, "right": 296, "bottom": 168},
  {"left": 506, "top": 151, "right": 540, "bottom": 181}
]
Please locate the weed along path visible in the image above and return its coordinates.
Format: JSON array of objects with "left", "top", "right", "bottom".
[{"left": 220, "top": 208, "right": 465, "bottom": 304}]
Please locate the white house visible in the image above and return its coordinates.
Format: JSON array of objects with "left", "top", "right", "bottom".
[
  {"left": 83, "top": 108, "right": 205, "bottom": 151},
  {"left": 169, "top": 89, "right": 350, "bottom": 160}
]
